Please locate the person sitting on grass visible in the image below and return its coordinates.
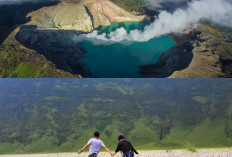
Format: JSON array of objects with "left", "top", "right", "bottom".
[
  {"left": 111, "top": 135, "right": 138, "bottom": 157},
  {"left": 78, "top": 131, "right": 113, "bottom": 157}
]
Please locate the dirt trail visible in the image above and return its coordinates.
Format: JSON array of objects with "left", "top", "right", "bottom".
[{"left": 1, "top": 149, "right": 232, "bottom": 157}]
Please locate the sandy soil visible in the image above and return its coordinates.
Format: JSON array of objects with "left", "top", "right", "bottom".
[{"left": 1, "top": 149, "right": 232, "bottom": 157}]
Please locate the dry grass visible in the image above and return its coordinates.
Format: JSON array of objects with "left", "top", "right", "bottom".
[{"left": 1, "top": 149, "right": 232, "bottom": 157}]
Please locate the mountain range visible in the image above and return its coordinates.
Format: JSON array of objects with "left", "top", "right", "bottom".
[{"left": 0, "top": 79, "right": 232, "bottom": 154}]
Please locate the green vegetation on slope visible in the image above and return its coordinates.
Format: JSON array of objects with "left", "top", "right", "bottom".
[
  {"left": 109, "top": 0, "right": 146, "bottom": 12},
  {"left": 0, "top": 32, "right": 78, "bottom": 78},
  {"left": 162, "top": 119, "right": 232, "bottom": 148},
  {"left": 0, "top": 79, "right": 232, "bottom": 154}
]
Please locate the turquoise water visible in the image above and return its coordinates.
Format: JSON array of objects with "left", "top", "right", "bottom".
[{"left": 78, "top": 22, "right": 175, "bottom": 78}]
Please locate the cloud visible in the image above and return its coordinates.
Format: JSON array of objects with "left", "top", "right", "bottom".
[{"left": 75, "top": 0, "right": 232, "bottom": 45}]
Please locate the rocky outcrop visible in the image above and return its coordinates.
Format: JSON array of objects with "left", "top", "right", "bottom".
[
  {"left": 170, "top": 24, "right": 232, "bottom": 78},
  {"left": 31, "top": 1, "right": 94, "bottom": 32},
  {"left": 26, "top": 0, "right": 145, "bottom": 32}
]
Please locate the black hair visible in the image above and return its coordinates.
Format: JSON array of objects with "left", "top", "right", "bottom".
[
  {"left": 118, "top": 135, "right": 125, "bottom": 141},
  {"left": 94, "top": 131, "right": 100, "bottom": 137}
]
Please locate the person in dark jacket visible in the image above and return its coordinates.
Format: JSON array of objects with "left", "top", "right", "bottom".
[{"left": 112, "top": 135, "right": 138, "bottom": 157}]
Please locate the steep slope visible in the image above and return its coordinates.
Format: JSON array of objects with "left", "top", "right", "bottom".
[
  {"left": 140, "top": 22, "right": 232, "bottom": 78},
  {"left": 170, "top": 23, "right": 232, "bottom": 78},
  {"left": 0, "top": 79, "right": 232, "bottom": 154},
  {"left": 0, "top": 26, "right": 79, "bottom": 78},
  {"left": 162, "top": 119, "right": 232, "bottom": 148},
  {"left": 30, "top": 1, "right": 94, "bottom": 32},
  {"left": 0, "top": 1, "right": 80, "bottom": 78}
]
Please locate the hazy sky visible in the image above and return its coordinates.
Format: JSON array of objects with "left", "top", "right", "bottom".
[{"left": 0, "top": 0, "right": 35, "bottom": 5}]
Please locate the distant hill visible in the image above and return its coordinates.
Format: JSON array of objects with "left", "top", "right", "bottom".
[{"left": 0, "top": 79, "right": 232, "bottom": 154}]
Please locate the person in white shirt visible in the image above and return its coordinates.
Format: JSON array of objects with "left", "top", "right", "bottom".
[{"left": 78, "top": 131, "right": 113, "bottom": 157}]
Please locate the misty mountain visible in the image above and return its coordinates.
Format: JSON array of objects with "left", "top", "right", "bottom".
[{"left": 0, "top": 79, "right": 232, "bottom": 154}]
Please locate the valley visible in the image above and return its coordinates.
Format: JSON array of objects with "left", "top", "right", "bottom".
[{"left": 0, "top": 0, "right": 231, "bottom": 77}]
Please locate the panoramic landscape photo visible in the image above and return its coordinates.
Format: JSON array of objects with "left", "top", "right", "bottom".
[
  {"left": 0, "top": 0, "right": 232, "bottom": 78},
  {"left": 0, "top": 79, "right": 232, "bottom": 157}
]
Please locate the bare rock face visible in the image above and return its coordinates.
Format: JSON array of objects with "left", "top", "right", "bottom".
[
  {"left": 85, "top": 0, "right": 145, "bottom": 28},
  {"left": 26, "top": 0, "right": 145, "bottom": 32},
  {"left": 33, "top": 1, "right": 94, "bottom": 32}
]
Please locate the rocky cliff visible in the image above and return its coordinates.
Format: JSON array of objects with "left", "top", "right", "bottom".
[
  {"left": 140, "top": 23, "right": 232, "bottom": 78},
  {"left": 171, "top": 24, "right": 232, "bottom": 78}
]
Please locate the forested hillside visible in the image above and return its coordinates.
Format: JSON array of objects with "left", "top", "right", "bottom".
[
  {"left": 0, "top": 79, "right": 232, "bottom": 154},
  {"left": 109, "top": 0, "right": 145, "bottom": 12}
]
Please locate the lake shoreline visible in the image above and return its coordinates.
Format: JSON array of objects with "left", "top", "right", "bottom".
[{"left": 79, "top": 22, "right": 176, "bottom": 78}]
